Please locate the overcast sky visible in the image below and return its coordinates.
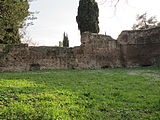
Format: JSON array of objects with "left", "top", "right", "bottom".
[{"left": 26, "top": 0, "right": 160, "bottom": 46}]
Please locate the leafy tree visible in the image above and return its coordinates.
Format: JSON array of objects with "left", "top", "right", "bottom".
[
  {"left": 21, "top": 34, "right": 38, "bottom": 46},
  {"left": 132, "top": 13, "right": 160, "bottom": 30},
  {"left": 63, "top": 32, "right": 69, "bottom": 47},
  {"left": 0, "top": 0, "right": 30, "bottom": 44},
  {"left": 76, "top": 0, "right": 99, "bottom": 34}
]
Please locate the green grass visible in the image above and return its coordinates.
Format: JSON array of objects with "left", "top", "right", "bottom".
[{"left": 0, "top": 67, "right": 160, "bottom": 120}]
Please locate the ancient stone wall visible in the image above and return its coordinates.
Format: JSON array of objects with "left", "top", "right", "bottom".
[
  {"left": 80, "top": 32, "right": 122, "bottom": 68},
  {"left": 117, "top": 27, "right": 160, "bottom": 67},
  {"left": 0, "top": 27, "right": 160, "bottom": 72}
]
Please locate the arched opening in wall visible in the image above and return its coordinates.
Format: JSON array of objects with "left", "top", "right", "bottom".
[
  {"left": 30, "top": 64, "right": 40, "bottom": 71},
  {"left": 26, "top": 0, "right": 81, "bottom": 47}
]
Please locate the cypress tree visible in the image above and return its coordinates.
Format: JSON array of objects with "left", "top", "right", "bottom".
[
  {"left": 76, "top": 0, "right": 99, "bottom": 34},
  {"left": 63, "top": 32, "right": 69, "bottom": 47}
]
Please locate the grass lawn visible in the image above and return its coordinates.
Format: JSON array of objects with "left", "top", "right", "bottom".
[{"left": 0, "top": 67, "right": 160, "bottom": 120}]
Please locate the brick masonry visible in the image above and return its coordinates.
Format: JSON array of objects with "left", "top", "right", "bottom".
[{"left": 0, "top": 27, "right": 160, "bottom": 72}]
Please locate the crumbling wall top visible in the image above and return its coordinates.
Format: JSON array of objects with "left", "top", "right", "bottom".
[
  {"left": 81, "top": 32, "right": 115, "bottom": 45},
  {"left": 117, "top": 27, "right": 160, "bottom": 45}
]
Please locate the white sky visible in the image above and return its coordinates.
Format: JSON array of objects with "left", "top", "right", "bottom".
[{"left": 26, "top": 0, "right": 160, "bottom": 46}]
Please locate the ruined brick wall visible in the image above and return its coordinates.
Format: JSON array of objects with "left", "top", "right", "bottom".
[
  {"left": 80, "top": 32, "right": 122, "bottom": 68},
  {"left": 117, "top": 27, "right": 160, "bottom": 67},
  {"left": 0, "top": 44, "right": 29, "bottom": 72},
  {"left": 0, "top": 27, "right": 160, "bottom": 72},
  {"left": 0, "top": 45, "right": 78, "bottom": 72},
  {"left": 0, "top": 32, "right": 122, "bottom": 72}
]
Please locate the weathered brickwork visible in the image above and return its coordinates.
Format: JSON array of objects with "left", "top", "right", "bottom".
[
  {"left": 0, "top": 27, "right": 160, "bottom": 72},
  {"left": 118, "top": 27, "right": 160, "bottom": 67}
]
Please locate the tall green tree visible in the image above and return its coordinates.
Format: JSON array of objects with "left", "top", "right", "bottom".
[
  {"left": 63, "top": 32, "right": 69, "bottom": 47},
  {"left": 0, "top": 0, "right": 30, "bottom": 44},
  {"left": 76, "top": 0, "right": 99, "bottom": 34}
]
